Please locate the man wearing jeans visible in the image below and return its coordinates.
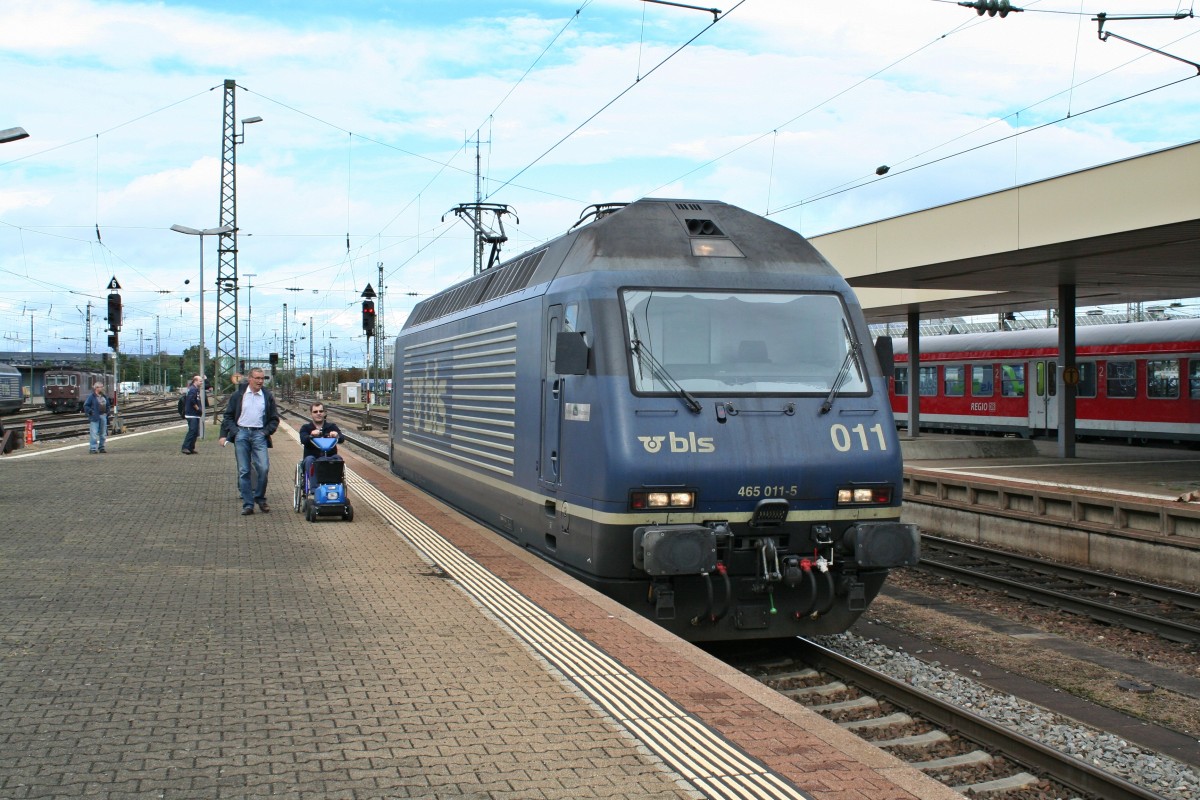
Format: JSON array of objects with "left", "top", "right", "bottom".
[
  {"left": 82, "top": 382, "right": 111, "bottom": 454},
  {"left": 180, "top": 375, "right": 203, "bottom": 454},
  {"left": 218, "top": 368, "right": 279, "bottom": 515}
]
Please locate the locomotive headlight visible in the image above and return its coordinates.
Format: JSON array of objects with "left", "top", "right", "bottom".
[
  {"left": 837, "top": 486, "right": 893, "bottom": 505},
  {"left": 630, "top": 490, "right": 696, "bottom": 510}
]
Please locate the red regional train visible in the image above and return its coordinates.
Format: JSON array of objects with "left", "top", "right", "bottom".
[{"left": 889, "top": 318, "right": 1200, "bottom": 443}]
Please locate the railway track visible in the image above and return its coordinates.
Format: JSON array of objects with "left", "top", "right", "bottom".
[
  {"left": 918, "top": 535, "right": 1200, "bottom": 645},
  {"left": 731, "top": 637, "right": 1172, "bottom": 800},
  {"left": 27, "top": 400, "right": 185, "bottom": 442}
]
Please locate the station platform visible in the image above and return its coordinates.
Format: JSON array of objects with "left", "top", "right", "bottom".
[
  {"left": 899, "top": 434, "right": 1200, "bottom": 502},
  {"left": 0, "top": 423, "right": 960, "bottom": 800},
  {"left": 896, "top": 433, "right": 1200, "bottom": 588}
]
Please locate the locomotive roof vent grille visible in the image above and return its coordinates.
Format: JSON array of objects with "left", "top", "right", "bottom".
[
  {"left": 685, "top": 218, "right": 724, "bottom": 237},
  {"left": 480, "top": 249, "right": 544, "bottom": 302},
  {"left": 409, "top": 248, "right": 546, "bottom": 326},
  {"left": 675, "top": 202, "right": 703, "bottom": 211}
]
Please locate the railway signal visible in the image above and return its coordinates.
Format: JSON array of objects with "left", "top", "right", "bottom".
[
  {"left": 958, "top": 0, "right": 1022, "bottom": 16},
  {"left": 107, "top": 293, "right": 122, "bottom": 332},
  {"left": 362, "top": 300, "right": 375, "bottom": 336},
  {"left": 361, "top": 283, "right": 377, "bottom": 337},
  {"left": 106, "top": 276, "right": 122, "bottom": 332}
]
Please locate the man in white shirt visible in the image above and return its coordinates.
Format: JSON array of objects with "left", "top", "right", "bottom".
[{"left": 218, "top": 368, "right": 280, "bottom": 515}]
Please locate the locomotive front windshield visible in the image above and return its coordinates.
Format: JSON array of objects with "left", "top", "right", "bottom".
[{"left": 622, "top": 289, "right": 868, "bottom": 395}]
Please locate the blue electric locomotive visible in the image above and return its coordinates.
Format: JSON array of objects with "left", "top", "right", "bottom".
[
  {"left": 389, "top": 198, "right": 919, "bottom": 642},
  {"left": 0, "top": 364, "right": 24, "bottom": 415}
]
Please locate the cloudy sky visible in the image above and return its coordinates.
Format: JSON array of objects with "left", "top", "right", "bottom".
[{"left": 3, "top": 0, "right": 1198, "bottom": 367}]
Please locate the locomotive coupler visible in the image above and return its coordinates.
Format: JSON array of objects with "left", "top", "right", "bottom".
[{"left": 752, "top": 538, "right": 782, "bottom": 592}]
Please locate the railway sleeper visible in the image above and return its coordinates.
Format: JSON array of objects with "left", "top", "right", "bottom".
[
  {"left": 913, "top": 750, "right": 993, "bottom": 771},
  {"left": 873, "top": 729, "right": 950, "bottom": 749},
  {"left": 779, "top": 681, "right": 845, "bottom": 699},
  {"left": 839, "top": 711, "right": 914, "bottom": 731},
  {"left": 759, "top": 667, "right": 819, "bottom": 682},
  {"left": 809, "top": 695, "right": 878, "bottom": 713},
  {"left": 951, "top": 771, "right": 1041, "bottom": 795}
]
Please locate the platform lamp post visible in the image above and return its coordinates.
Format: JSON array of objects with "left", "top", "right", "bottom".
[
  {"left": 0, "top": 127, "right": 29, "bottom": 143},
  {"left": 243, "top": 273, "right": 256, "bottom": 373},
  {"left": 171, "top": 223, "right": 234, "bottom": 439},
  {"left": 3, "top": 128, "right": 30, "bottom": 399}
]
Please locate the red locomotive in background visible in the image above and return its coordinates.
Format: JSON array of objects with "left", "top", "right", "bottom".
[{"left": 43, "top": 369, "right": 112, "bottom": 414}]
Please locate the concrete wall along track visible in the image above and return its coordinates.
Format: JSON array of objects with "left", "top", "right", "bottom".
[{"left": 900, "top": 437, "right": 1200, "bottom": 587}]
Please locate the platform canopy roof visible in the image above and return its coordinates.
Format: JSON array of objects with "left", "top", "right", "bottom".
[{"left": 810, "top": 139, "right": 1200, "bottom": 324}]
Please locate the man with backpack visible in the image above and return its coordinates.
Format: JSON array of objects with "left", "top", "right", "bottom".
[{"left": 180, "top": 375, "right": 203, "bottom": 455}]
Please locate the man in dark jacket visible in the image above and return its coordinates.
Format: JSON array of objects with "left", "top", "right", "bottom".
[
  {"left": 298, "top": 402, "right": 345, "bottom": 489},
  {"left": 218, "top": 368, "right": 279, "bottom": 515},
  {"left": 82, "top": 382, "right": 112, "bottom": 454},
  {"left": 180, "top": 375, "right": 203, "bottom": 455}
]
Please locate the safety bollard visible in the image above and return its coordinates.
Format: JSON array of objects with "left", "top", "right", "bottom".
[{"left": 24, "top": 419, "right": 34, "bottom": 444}]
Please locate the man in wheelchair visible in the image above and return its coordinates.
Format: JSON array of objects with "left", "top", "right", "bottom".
[{"left": 299, "top": 402, "right": 345, "bottom": 492}]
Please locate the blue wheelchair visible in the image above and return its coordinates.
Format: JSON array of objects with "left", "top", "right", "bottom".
[{"left": 293, "top": 436, "right": 353, "bottom": 522}]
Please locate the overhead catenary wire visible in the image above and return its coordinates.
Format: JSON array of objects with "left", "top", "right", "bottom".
[
  {"left": 484, "top": 0, "right": 750, "bottom": 202},
  {"left": 649, "top": 11, "right": 979, "bottom": 197},
  {"left": 5, "top": 7, "right": 1198, "bottom": 355},
  {"left": 769, "top": 70, "right": 1198, "bottom": 217},
  {"left": 766, "top": 8, "right": 1200, "bottom": 217}
]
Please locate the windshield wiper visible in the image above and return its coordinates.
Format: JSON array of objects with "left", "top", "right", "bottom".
[
  {"left": 820, "top": 319, "right": 864, "bottom": 415},
  {"left": 631, "top": 337, "right": 702, "bottom": 414}
]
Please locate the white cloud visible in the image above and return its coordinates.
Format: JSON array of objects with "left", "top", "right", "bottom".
[{"left": 3, "top": 0, "right": 1197, "bottom": 358}]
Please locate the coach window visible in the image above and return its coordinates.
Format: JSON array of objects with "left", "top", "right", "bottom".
[
  {"left": 1106, "top": 360, "right": 1136, "bottom": 399},
  {"left": 943, "top": 365, "right": 964, "bottom": 397},
  {"left": 1076, "top": 362, "right": 1097, "bottom": 398},
  {"left": 894, "top": 366, "right": 908, "bottom": 395},
  {"left": 1147, "top": 359, "right": 1179, "bottom": 399},
  {"left": 970, "top": 364, "right": 994, "bottom": 397},
  {"left": 1000, "top": 364, "right": 1025, "bottom": 397},
  {"left": 919, "top": 366, "right": 938, "bottom": 396}
]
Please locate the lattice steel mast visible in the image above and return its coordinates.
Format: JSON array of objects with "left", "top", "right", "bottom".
[{"left": 215, "top": 79, "right": 239, "bottom": 388}]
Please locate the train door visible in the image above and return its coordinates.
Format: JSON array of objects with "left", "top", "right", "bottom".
[
  {"left": 1030, "top": 360, "right": 1058, "bottom": 435},
  {"left": 540, "top": 305, "right": 564, "bottom": 487}
]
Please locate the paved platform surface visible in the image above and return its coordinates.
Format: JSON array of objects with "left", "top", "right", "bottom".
[
  {"left": 901, "top": 434, "right": 1200, "bottom": 502},
  {"left": 0, "top": 423, "right": 959, "bottom": 800}
]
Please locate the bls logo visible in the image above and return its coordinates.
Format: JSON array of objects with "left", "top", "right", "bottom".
[{"left": 637, "top": 432, "right": 715, "bottom": 454}]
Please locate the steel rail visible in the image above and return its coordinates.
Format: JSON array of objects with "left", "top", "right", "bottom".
[
  {"left": 793, "top": 637, "right": 1170, "bottom": 800},
  {"left": 919, "top": 535, "right": 1200, "bottom": 644}
]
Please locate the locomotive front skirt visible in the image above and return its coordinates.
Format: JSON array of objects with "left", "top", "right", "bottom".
[{"left": 390, "top": 198, "right": 920, "bottom": 642}]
